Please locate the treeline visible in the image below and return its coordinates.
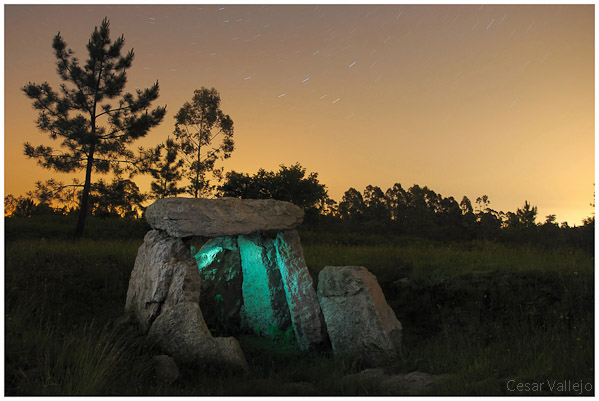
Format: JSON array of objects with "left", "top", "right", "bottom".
[
  {"left": 319, "top": 184, "right": 594, "bottom": 251},
  {"left": 5, "top": 178, "right": 144, "bottom": 219},
  {"left": 7, "top": 162, "right": 593, "bottom": 252},
  {"left": 216, "top": 164, "right": 593, "bottom": 251}
]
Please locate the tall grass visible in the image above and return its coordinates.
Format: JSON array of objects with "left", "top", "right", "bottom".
[
  {"left": 302, "top": 239, "right": 594, "bottom": 395},
  {"left": 4, "top": 289, "right": 160, "bottom": 395},
  {"left": 5, "top": 239, "right": 141, "bottom": 325},
  {"left": 4, "top": 226, "right": 594, "bottom": 395}
]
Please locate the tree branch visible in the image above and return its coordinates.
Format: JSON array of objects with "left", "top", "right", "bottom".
[
  {"left": 56, "top": 50, "right": 92, "bottom": 113},
  {"left": 96, "top": 104, "right": 133, "bottom": 119}
]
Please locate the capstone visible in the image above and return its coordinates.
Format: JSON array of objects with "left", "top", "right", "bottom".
[{"left": 144, "top": 197, "right": 304, "bottom": 238}]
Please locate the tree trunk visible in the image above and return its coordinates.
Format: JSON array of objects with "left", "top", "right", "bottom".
[
  {"left": 74, "top": 144, "right": 95, "bottom": 238},
  {"left": 194, "top": 142, "right": 201, "bottom": 198}
]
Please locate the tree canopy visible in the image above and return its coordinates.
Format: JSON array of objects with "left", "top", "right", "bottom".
[
  {"left": 219, "top": 163, "right": 329, "bottom": 216},
  {"left": 149, "top": 137, "right": 185, "bottom": 199},
  {"left": 173, "top": 87, "right": 234, "bottom": 198},
  {"left": 22, "top": 17, "right": 165, "bottom": 236}
]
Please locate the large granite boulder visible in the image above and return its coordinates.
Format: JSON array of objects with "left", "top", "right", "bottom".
[
  {"left": 275, "top": 230, "right": 328, "bottom": 350},
  {"left": 148, "top": 302, "right": 248, "bottom": 372},
  {"left": 145, "top": 197, "right": 304, "bottom": 238},
  {"left": 126, "top": 230, "right": 248, "bottom": 372},
  {"left": 125, "top": 230, "right": 201, "bottom": 332},
  {"left": 317, "top": 266, "right": 402, "bottom": 365}
]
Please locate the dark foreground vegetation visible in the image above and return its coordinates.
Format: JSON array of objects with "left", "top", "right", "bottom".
[{"left": 4, "top": 216, "right": 594, "bottom": 395}]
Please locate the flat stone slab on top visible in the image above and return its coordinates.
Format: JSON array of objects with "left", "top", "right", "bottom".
[{"left": 145, "top": 197, "right": 305, "bottom": 238}]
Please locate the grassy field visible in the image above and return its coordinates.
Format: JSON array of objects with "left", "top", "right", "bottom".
[{"left": 4, "top": 219, "right": 595, "bottom": 395}]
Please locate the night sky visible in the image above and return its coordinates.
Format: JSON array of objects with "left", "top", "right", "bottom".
[{"left": 4, "top": 4, "right": 595, "bottom": 225}]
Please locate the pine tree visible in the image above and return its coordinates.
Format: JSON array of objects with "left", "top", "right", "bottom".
[
  {"left": 173, "top": 87, "right": 234, "bottom": 198},
  {"left": 22, "top": 18, "right": 165, "bottom": 237},
  {"left": 150, "top": 137, "right": 185, "bottom": 199}
]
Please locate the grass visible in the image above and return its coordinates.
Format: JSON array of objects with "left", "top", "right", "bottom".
[
  {"left": 303, "top": 238, "right": 593, "bottom": 395},
  {"left": 4, "top": 220, "right": 594, "bottom": 395}
]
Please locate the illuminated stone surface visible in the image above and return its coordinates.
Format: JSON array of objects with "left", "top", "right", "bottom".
[
  {"left": 238, "top": 234, "right": 291, "bottom": 336},
  {"left": 128, "top": 200, "right": 332, "bottom": 363},
  {"left": 148, "top": 301, "right": 248, "bottom": 372},
  {"left": 127, "top": 230, "right": 248, "bottom": 372},
  {"left": 317, "top": 266, "right": 402, "bottom": 366},
  {"left": 275, "top": 230, "right": 328, "bottom": 350},
  {"left": 194, "top": 237, "right": 244, "bottom": 333},
  {"left": 125, "top": 230, "right": 200, "bottom": 332},
  {"left": 145, "top": 197, "right": 304, "bottom": 238}
]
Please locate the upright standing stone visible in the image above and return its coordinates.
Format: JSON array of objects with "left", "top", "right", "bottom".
[
  {"left": 237, "top": 234, "right": 291, "bottom": 336},
  {"left": 317, "top": 266, "right": 402, "bottom": 366},
  {"left": 125, "top": 230, "right": 201, "bottom": 332},
  {"left": 194, "top": 237, "right": 244, "bottom": 334},
  {"left": 126, "top": 230, "right": 248, "bottom": 372},
  {"left": 274, "top": 230, "right": 328, "bottom": 350},
  {"left": 148, "top": 302, "right": 248, "bottom": 372}
]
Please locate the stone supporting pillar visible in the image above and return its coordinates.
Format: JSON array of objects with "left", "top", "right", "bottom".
[
  {"left": 274, "top": 230, "right": 328, "bottom": 350},
  {"left": 194, "top": 237, "right": 244, "bottom": 334},
  {"left": 125, "top": 230, "right": 248, "bottom": 372},
  {"left": 237, "top": 233, "right": 291, "bottom": 336}
]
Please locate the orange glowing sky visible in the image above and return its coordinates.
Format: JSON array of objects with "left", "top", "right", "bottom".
[{"left": 4, "top": 4, "right": 595, "bottom": 225}]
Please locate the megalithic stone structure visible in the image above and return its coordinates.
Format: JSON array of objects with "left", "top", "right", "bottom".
[
  {"left": 274, "top": 230, "right": 328, "bottom": 350},
  {"left": 126, "top": 197, "right": 328, "bottom": 371}
]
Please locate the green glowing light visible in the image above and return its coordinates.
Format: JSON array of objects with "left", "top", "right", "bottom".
[
  {"left": 237, "top": 234, "right": 292, "bottom": 336},
  {"left": 238, "top": 235, "right": 279, "bottom": 335},
  {"left": 193, "top": 242, "right": 224, "bottom": 272},
  {"left": 190, "top": 234, "right": 292, "bottom": 339}
]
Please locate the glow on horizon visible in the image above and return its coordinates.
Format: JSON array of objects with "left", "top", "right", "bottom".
[{"left": 3, "top": 4, "right": 595, "bottom": 226}]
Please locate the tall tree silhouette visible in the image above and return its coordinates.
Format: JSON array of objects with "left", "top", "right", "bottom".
[
  {"left": 507, "top": 200, "right": 538, "bottom": 229},
  {"left": 363, "top": 185, "right": 389, "bottom": 224},
  {"left": 149, "top": 138, "right": 185, "bottom": 199},
  {"left": 338, "top": 188, "right": 366, "bottom": 223},
  {"left": 173, "top": 87, "right": 234, "bottom": 198},
  {"left": 22, "top": 18, "right": 165, "bottom": 237}
]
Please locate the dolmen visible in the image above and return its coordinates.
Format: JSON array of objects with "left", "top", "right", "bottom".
[{"left": 125, "top": 197, "right": 402, "bottom": 372}]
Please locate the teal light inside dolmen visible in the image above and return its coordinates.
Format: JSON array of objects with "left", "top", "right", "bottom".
[
  {"left": 190, "top": 234, "right": 292, "bottom": 340},
  {"left": 191, "top": 238, "right": 245, "bottom": 337},
  {"left": 193, "top": 243, "right": 223, "bottom": 272},
  {"left": 237, "top": 235, "right": 280, "bottom": 335}
]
